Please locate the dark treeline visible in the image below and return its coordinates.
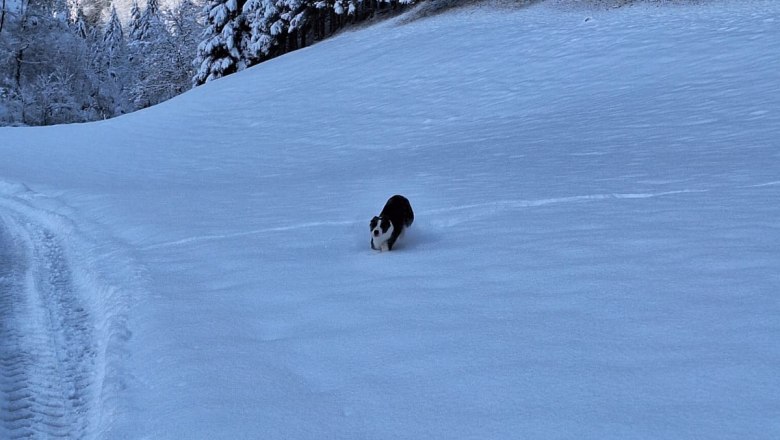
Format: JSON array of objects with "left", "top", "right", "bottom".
[{"left": 193, "top": 0, "right": 417, "bottom": 85}]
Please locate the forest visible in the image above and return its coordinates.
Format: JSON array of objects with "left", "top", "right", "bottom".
[{"left": 0, "top": 0, "right": 417, "bottom": 126}]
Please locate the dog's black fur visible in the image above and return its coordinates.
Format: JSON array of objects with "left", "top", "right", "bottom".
[{"left": 370, "top": 195, "right": 414, "bottom": 251}]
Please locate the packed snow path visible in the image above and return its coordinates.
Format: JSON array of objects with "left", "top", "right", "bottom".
[
  {"left": 0, "top": 187, "right": 131, "bottom": 440},
  {"left": 0, "top": 212, "right": 93, "bottom": 439}
]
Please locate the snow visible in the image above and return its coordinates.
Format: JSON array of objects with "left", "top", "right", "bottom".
[{"left": 1, "top": 1, "right": 780, "bottom": 439}]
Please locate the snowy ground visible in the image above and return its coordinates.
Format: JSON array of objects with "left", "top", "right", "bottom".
[{"left": 1, "top": 1, "right": 779, "bottom": 438}]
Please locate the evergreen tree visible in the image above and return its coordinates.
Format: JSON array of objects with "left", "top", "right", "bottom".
[
  {"left": 128, "top": 0, "right": 169, "bottom": 107},
  {"left": 128, "top": 0, "right": 143, "bottom": 41},
  {"left": 192, "top": 0, "right": 251, "bottom": 85},
  {"left": 243, "top": 0, "right": 280, "bottom": 62},
  {"left": 137, "top": 0, "right": 163, "bottom": 41},
  {"left": 278, "top": 0, "right": 309, "bottom": 51},
  {"left": 99, "top": 5, "right": 130, "bottom": 112},
  {"left": 159, "top": 0, "right": 205, "bottom": 95},
  {"left": 71, "top": 7, "right": 90, "bottom": 39},
  {"left": 103, "top": 6, "right": 125, "bottom": 58},
  {"left": 126, "top": 0, "right": 203, "bottom": 108},
  {"left": 193, "top": 0, "right": 418, "bottom": 88}
]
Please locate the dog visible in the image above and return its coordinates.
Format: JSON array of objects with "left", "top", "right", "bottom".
[{"left": 370, "top": 195, "right": 414, "bottom": 251}]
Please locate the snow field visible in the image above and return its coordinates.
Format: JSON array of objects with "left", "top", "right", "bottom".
[{"left": 1, "top": 0, "right": 779, "bottom": 438}]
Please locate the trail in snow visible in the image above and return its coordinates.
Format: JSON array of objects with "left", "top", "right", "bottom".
[
  {"left": 0, "top": 186, "right": 135, "bottom": 440},
  {"left": 0, "top": 212, "right": 95, "bottom": 439}
]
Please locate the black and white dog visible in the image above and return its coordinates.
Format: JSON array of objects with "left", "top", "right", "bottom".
[{"left": 370, "top": 195, "right": 414, "bottom": 251}]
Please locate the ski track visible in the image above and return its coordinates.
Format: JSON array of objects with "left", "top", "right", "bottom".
[{"left": 0, "top": 209, "right": 95, "bottom": 439}]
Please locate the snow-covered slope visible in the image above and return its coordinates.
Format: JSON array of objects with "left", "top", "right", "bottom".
[{"left": 1, "top": 1, "right": 779, "bottom": 438}]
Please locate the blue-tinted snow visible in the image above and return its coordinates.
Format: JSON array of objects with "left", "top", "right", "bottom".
[{"left": 1, "top": 1, "right": 779, "bottom": 438}]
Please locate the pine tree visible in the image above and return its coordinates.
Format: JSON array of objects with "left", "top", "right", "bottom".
[
  {"left": 243, "top": 0, "right": 308, "bottom": 63},
  {"left": 160, "top": 0, "right": 205, "bottom": 94},
  {"left": 278, "top": 0, "right": 309, "bottom": 51},
  {"left": 80, "top": 0, "right": 111, "bottom": 26},
  {"left": 94, "top": 7, "right": 130, "bottom": 115},
  {"left": 71, "top": 7, "right": 90, "bottom": 39},
  {"left": 137, "top": 0, "right": 163, "bottom": 41},
  {"left": 125, "top": 0, "right": 203, "bottom": 107},
  {"left": 103, "top": 6, "right": 125, "bottom": 58},
  {"left": 127, "top": 0, "right": 170, "bottom": 107},
  {"left": 192, "top": 0, "right": 251, "bottom": 85},
  {"left": 243, "top": 0, "right": 280, "bottom": 62},
  {"left": 128, "top": 0, "right": 143, "bottom": 41}
]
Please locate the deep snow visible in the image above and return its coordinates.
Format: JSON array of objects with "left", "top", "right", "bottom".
[{"left": 1, "top": 1, "right": 779, "bottom": 439}]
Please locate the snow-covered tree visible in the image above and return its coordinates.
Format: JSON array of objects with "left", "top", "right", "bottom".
[
  {"left": 153, "top": 0, "right": 204, "bottom": 97},
  {"left": 94, "top": 6, "right": 130, "bottom": 114},
  {"left": 128, "top": 0, "right": 143, "bottom": 41},
  {"left": 192, "top": 0, "right": 251, "bottom": 85},
  {"left": 0, "top": 0, "right": 8, "bottom": 34},
  {"left": 137, "top": 0, "right": 164, "bottom": 41},
  {"left": 0, "top": 0, "right": 106, "bottom": 125},
  {"left": 71, "top": 6, "right": 90, "bottom": 39},
  {"left": 124, "top": 0, "right": 203, "bottom": 108},
  {"left": 243, "top": 0, "right": 280, "bottom": 61},
  {"left": 194, "top": 0, "right": 419, "bottom": 88},
  {"left": 243, "top": 0, "right": 314, "bottom": 64},
  {"left": 102, "top": 6, "right": 124, "bottom": 57},
  {"left": 279, "top": 0, "right": 310, "bottom": 51},
  {"left": 127, "top": 0, "right": 170, "bottom": 107},
  {"left": 79, "top": 0, "right": 111, "bottom": 26}
]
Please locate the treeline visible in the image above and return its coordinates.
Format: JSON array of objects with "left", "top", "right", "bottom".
[
  {"left": 0, "top": 0, "right": 418, "bottom": 126},
  {"left": 0, "top": 0, "right": 204, "bottom": 126},
  {"left": 193, "top": 0, "right": 417, "bottom": 85}
]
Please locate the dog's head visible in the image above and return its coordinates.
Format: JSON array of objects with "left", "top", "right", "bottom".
[{"left": 370, "top": 216, "right": 394, "bottom": 250}]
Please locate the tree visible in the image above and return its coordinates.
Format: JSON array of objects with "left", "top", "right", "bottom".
[
  {"left": 128, "top": 0, "right": 143, "bottom": 41},
  {"left": 277, "top": 0, "right": 310, "bottom": 52},
  {"left": 126, "top": 0, "right": 205, "bottom": 108},
  {"left": 192, "top": 0, "right": 251, "bottom": 85},
  {"left": 95, "top": 6, "right": 130, "bottom": 115},
  {"left": 137, "top": 0, "right": 163, "bottom": 41},
  {"left": 80, "top": 0, "right": 111, "bottom": 27},
  {"left": 128, "top": 0, "right": 170, "bottom": 107},
  {"left": 243, "top": 0, "right": 280, "bottom": 62},
  {"left": 1, "top": 0, "right": 8, "bottom": 34},
  {"left": 194, "top": 0, "right": 418, "bottom": 88},
  {"left": 1, "top": 0, "right": 207, "bottom": 125},
  {"left": 155, "top": 0, "right": 204, "bottom": 97},
  {"left": 0, "top": 0, "right": 105, "bottom": 125},
  {"left": 70, "top": 6, "right": 90, "bottom": 39},
  {"left": 102, "top": 6, "right": 124, "bottom": 59}
]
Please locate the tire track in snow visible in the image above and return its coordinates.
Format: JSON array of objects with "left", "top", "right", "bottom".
[{"left": 0, "top": 213, "right": 96, "bottom": 439}]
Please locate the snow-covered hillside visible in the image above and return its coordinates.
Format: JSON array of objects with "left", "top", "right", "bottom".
[{"left": 1, "top": 1, "right": 779, "bottom": 438}]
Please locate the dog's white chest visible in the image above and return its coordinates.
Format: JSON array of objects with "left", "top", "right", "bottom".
[{"left": 371, "top": 224, "right": 394, "bottom": 251}]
